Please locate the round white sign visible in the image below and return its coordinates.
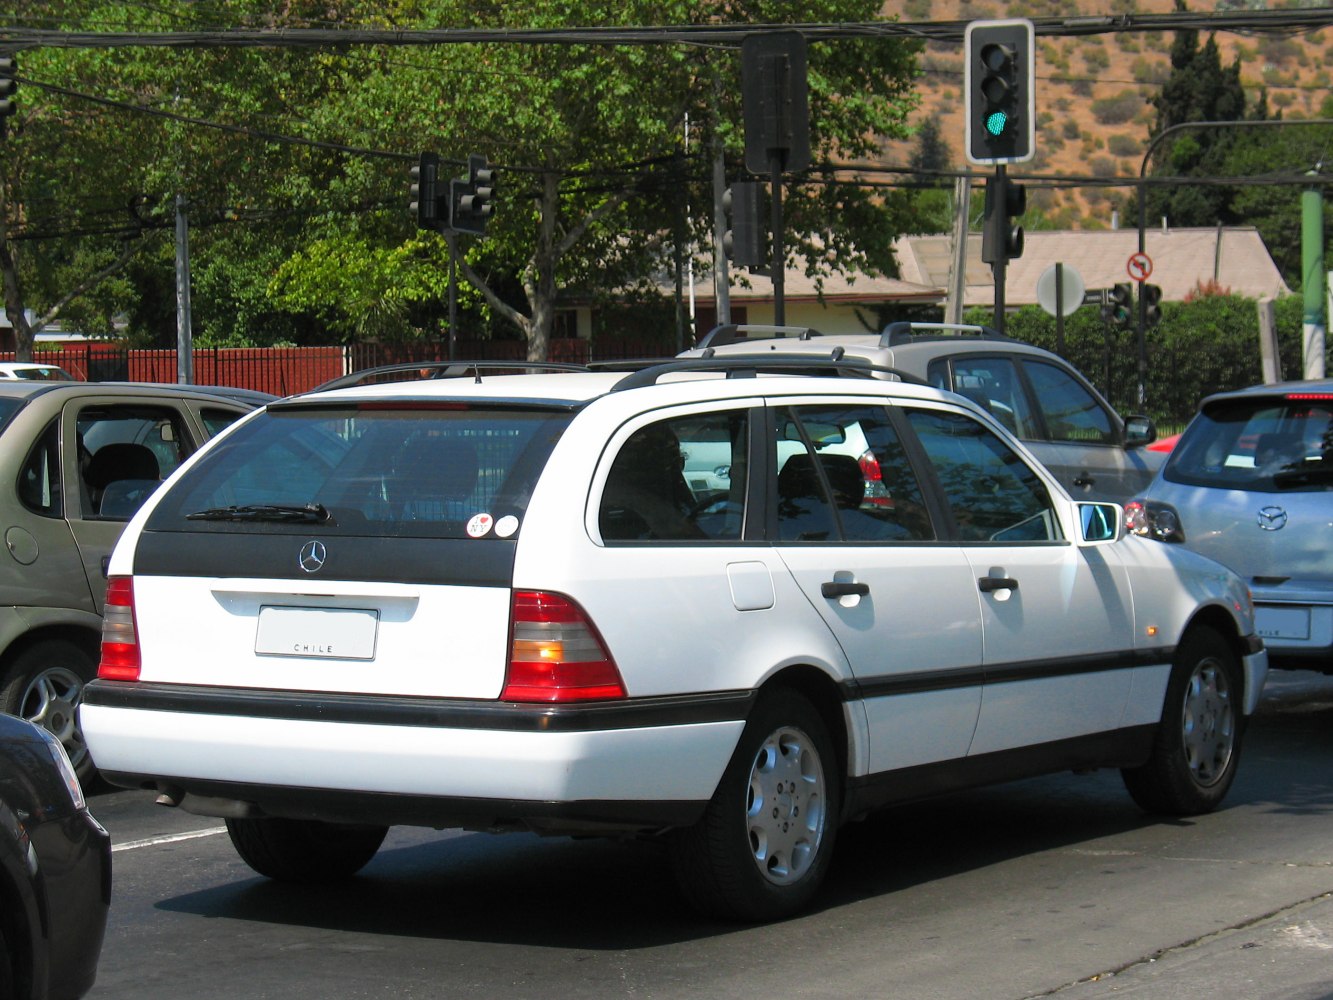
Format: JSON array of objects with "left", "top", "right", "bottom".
[{"left": 1036, "top": 264, "right": 1086, "bottom": 318}]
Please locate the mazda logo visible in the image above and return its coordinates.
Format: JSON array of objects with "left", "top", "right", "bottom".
[
  {"left": 299, "top": 540, "right": 327, "bottom": 573},
  {"left": 1256, "top": 506, "right": 1288, "bottom": 532}
]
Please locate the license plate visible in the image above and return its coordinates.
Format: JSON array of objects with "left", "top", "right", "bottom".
[
  {"left": 255, "top": 606, "right": 379, "bottom": 660},
  {"left": 1255, "top": 605, "right": 1311, "bottom": 641}
]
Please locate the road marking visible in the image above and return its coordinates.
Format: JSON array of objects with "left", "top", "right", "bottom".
[{"left": 111, "top": 826, "right": 227, "bottom": 853}]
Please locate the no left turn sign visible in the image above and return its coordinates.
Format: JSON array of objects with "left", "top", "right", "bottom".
[{"left": 1127, "top": 252, "right": 1153, "bottom": 282}]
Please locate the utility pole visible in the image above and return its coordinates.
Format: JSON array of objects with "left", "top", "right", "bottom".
[
  {"left": 174, "top": 194, "right": 194, "bottom": 385},
  {"left": 945, "top": 176, "right": 971, "bottom": 325}
]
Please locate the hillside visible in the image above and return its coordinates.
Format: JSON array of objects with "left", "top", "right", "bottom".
[{"left": 876, "top": 0, "right": 1331, "bottom": 228}]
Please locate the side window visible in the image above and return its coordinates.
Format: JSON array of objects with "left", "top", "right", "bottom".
[
  {"left": 1023, "top": 360, "right": 1114, "bottom": 445},
  {"left": 78, "top": 406, "right": 192, "bottom": 521},
  {"left": 906, "top": 408, "right": 1062, "bottom": 543},
  {"left": 775, "top": 404, "right": 934, "bottom": 544},
  {"left": 600, "top": 409, "right": 748, "bottom": 542},
  {"left": 201, "top": 406, "right": 247, "bottom": 438},
  {"left": 929, "top": 356, "right": 1039, "bottom": 439},
  {"left": 18, "top": 419, "right": 61, "bottom": 517}
]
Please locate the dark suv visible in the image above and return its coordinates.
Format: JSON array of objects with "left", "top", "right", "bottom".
[{"left": 0, "top": 380, "right": 267, "bottom": 783}]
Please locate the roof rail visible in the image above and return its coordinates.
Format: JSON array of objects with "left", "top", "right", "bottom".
[
  {"left": 694, "top": 324, "right": 825, "bottom": 349},
  {"left": 311, "top": 360, "right": 590, "bottom": 393},
  {"left": 610, "top": 354, "right": 927, "bottom": 392},
  {"left": 585, "top": 358, "right": 672, "bottom": 373},
  {"left": 877, "top": 321, "right": 1011, "bottom": 348}
]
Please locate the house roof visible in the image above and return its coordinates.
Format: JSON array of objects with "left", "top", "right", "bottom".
[
  {"left": 893, "top": 226, "right": 1292, "bottom": 306},
  {"left": 720, "top": 264, "right": 941, "bottom": 304},
  {"left": 691, "top": 225, "right": 1289, "bottom": 308}
]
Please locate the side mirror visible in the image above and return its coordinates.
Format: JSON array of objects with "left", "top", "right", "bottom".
[
  {"left": 1124, "top": 414, "right": 1157, "bottom": 449},
  {"left": 1079, "top": 501, "right": 1124, "bottom": 544}
]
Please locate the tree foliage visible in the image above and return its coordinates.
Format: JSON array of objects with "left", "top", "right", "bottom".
[
  {"left": 1143, "top": 17, "right": 1249, "bottom": 230},
  {"left": 3, "top": 0, "right": 925, "bottom": 360}
]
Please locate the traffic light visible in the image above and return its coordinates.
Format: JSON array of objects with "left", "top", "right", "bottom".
[
  {"left": 964, "top": 19, "right": 1034, "bottom": 165},
  {"left": 722, "top": 181, "right": 764, "bottom": 268},
  {"left": 1142, "top": 283, "right": 1162, "bottom": 328},
  {"left": 409, "top": 152, "right": 440, "bottom": 231},
  {"left": 451, "top": 154, "right": 495, "bottom": 236},
  {"left": 1102, "top": 282, "right": 1134, "bottom": 330},
  {"left": 980, "top": 173, "right": 1026, "bottom": 265},
  {"left": 0, "top": 56, "right": 17, "bottom": 129}
]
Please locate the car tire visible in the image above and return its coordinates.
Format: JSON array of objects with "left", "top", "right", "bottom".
[
  {"left": 669, "top": 688, "right": 839, "bottom": 921},
  {"left": 1121, "top": 627, "right": 1244, "bottom": 816},
  {"left": 225, "top": 817, "right": 388, "bottom": 883},
  {"left": 0, "top": 639, "right": 97, "bottom": 785}
]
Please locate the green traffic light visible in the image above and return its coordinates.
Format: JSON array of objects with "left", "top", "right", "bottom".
[{"left": 985, "top": 110, "right": 1009, "bottom": 136}]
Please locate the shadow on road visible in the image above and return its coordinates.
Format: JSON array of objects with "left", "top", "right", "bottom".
[{"left": 148, "top": 675, "right": 1333, "bottom": 948}]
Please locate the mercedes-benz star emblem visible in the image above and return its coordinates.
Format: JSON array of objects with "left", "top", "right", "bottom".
[
  {"left": 299, "top": 540, "right": 327, "bottom": 573},
  {"left": 1256, "top": 506, "right": 1288, "bottom": 531}
]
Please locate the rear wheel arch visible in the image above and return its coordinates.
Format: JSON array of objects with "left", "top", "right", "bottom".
[{"left": 0, "top": 625, "right": 99, "bottom": 673}]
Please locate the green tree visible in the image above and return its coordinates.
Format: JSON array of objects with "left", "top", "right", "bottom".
[
  {"left": 5, "top": 0, "right": 924, "bottom": 361},
  {"left": 1142, "top": 5, "right": 1250, "bottom": 230}
]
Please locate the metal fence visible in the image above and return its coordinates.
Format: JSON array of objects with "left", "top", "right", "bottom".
[{"left": 6, "top": 337, "right": 679, "bottom": 397}]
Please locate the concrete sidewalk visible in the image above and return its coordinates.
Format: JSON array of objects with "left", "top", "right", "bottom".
[{"left": 1052, "top": 890, "right": 1333, "bottom": 999}]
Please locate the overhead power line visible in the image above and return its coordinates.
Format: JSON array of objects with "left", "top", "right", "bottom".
[{"left": 3, "top": 9, "right": 1333, "bottom": 51}]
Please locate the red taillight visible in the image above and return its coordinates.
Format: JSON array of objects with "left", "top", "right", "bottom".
[
  {"left": 857, "top": 449, "right": 894, "bottom": 509},
  {"left": 98, "top": 576, "right": 141, "bottom": 681},
  {"left": 502, "top": 591, "right": 625, "bottom": 703}
]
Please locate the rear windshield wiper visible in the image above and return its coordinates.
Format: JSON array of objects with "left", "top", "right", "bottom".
[{"left": 186, "top": 502, "right": 330, "bottom": 523}]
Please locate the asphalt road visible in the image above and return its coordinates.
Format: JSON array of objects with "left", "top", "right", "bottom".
[{"left": 84, "top": 670, "right": 1333, "bottom": 1000}]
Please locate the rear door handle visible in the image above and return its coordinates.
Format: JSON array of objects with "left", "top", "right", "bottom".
[
  {"left": 978, "top": 576, "right": 1019, "bottom": 593},
  {"left": 821, "top": 581, "right": 870, "bottom": 599}
]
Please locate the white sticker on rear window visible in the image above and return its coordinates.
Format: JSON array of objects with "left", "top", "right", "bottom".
[
  {"left": 495, "top": 515, "right": 519, "bottom": 538},
  {"left": 466, "top": 513, "right": 494, "bottom": 538}
]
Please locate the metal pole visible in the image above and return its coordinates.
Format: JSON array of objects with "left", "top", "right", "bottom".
[
  {"left": 446, "top": 230, "right": 457, "bottom": 361},
  {"left": 1055, "top": 261, "right": 1065, "bottom": 357},
  {"left": 991, "top": 166, "right": 1006, "bottom": 334},
  {"left": 770, "top": 153, "right": 784, "bottom": 326},
  {"left": 945, "top": 176, "right": 970, "bottom": 325},
  {"left": 1302, "top": 179, "right": 1326, "bottom": 379},
  {"left": 712, "top": 131, "right": 731, "bottom": 326},
  {"left": 174, "top": 194, "right": 194, "bottom": 385}
]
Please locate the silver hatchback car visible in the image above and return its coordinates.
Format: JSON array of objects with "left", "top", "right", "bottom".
[{"left": 1128, "top": 379, "right": 1332, "bottom": 671}]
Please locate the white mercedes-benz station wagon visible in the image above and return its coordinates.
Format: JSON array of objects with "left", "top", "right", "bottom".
[{"left": 80, "top": 356, "right": 1267, "bottom": 921}]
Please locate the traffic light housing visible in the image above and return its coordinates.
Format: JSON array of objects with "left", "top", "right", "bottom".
[
  {"left": 409, "top": 152, "right": 440, "bottom": 231},
  {"left": 980, "top": 174, "right": 1025, "bottom": 265},
  {"left": 0, "top": 56, "right": 17, "bottom": 129},
  {"left": 1103, "top": 282, "right": 1134, "bottom": 330},
  {"left": 964, "top": 19, "right": 1034, "bottom": 165},
  {"left": 1142, "top": 283, "right": 1162, "bottom": 328},
  {"left": 451, "top": 154, "right": 495, "bottom": 236},
  {"left": 722, "top": 181, "right": 764, "bottom": 268}
]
